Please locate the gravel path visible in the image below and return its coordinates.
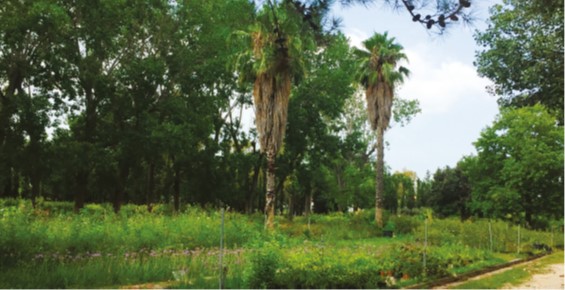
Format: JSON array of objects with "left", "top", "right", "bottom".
[
  {"left": 434, "top": 255, "right": 563, "bottom": 289},
  {"left": 508, "top": 263, "right": 564, "bottom": 289}
]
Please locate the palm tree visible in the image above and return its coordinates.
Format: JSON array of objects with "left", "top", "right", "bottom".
[
  {"left": 231, "top": 2, "right": 307, "bottom": 229},
  {"left": 354, "top": 32, "right": 410, "bottom": 227}
]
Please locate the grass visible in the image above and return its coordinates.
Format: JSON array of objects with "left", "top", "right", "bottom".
[
  {"left": 450, "top": 250, "right": 564, "bottom": 289},
  {"left": 0, "top": 199, "right": 562, "bottom": 289}
]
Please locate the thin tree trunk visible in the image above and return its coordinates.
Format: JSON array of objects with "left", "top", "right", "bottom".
[
  {"left": 304, "top": 191, "right": 312, "bottom": 216},
  {"left": 11, "top": 170, "right": 19, "bottom": 197},
  {"left": 3, "top": 167, "right": 14, "bottom": 198},
  {"left": 147, "top": 162, "right": 155, "bottom": 213},
  {"left": 173, "top": 165, "right": 180, "bottom": 213},
  {"left": 265, "top": 146, "right": 276, "bottom": 230},
  {"left": 74, "top": 171, "right": 87, "bottom": 213},
  {"left": 375, "top": 126, "right": 385, "bottom": 227},
  {"left": 245, "top": 153, "right": 263, "bottom": 214},
  {"left": 113, "top": 162, "right": 129, "bottom": 213},
  {"left": 30, "top": 172, "right": 39, "bottom": 209},
  {"left": 287, "top": 191, "right": 294, "bottom": 221},
  {"left": 75, "top": 87, "right": 95, "bottom": 213}
]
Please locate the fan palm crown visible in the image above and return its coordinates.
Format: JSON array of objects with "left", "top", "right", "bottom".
[{"left": 354, "top": 31, "right": 410, "bottom": 131}]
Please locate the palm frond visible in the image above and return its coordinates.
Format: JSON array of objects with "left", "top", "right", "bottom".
[{"left": 354, "top": 31, "right": 410, "bottom": 131}]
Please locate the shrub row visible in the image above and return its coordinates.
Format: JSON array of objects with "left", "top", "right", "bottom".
[{"left": 246, "top": 241, "right": 494, "bottom": 289}]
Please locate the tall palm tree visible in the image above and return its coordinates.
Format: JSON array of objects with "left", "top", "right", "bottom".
[
  {"left": 354, "top": 32, "right": 410, "bottom": 227},
  {"left": 231, "top": 2, "right": 307, "bottom": 230}
]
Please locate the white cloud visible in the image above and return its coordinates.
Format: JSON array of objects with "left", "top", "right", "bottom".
[
  {"left": 398, "top": 48, "right": 492, "bottom": 114},
  {"left": 345, "top": 28, "right": 368, "bottom": 50},
  {"left": 343, "top": 29, "right": 492, "bottom": 115}
]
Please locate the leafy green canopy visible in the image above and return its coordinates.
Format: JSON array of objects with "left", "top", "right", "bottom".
[
  {"left": 468, "top": 105, "right": 564, "bottom": 227},
  {"left": 474, "top": 0, "right": 564, "bottom": 122}
]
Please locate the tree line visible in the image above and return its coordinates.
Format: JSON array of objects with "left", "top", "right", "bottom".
[{"left": 0, "top": 0, "right": 561, "bottom": 230}]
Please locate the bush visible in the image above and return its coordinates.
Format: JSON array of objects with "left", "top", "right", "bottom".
[
  {"left": 246, "top": 242, "right": 282, "bottom": 289},
  {"left": 389, "top": 215, "right": 421, "bottom": 235}
]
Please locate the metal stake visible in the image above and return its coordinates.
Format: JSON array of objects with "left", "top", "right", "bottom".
[{"left": 219, "top": 208, "right": 225, "bottom": 289}]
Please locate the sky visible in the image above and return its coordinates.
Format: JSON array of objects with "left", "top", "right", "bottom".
[{"left": 331, "top": 0, "right": 501, "bottom": 178}]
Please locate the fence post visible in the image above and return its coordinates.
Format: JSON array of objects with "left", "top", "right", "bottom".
[
  {"left": 423, "top": 219, "right": 428, "bottom": 275},
  {"left": 488, "top": 220, "right": 493, "bottom": 252},
  {"left": 219, "top": 207, "right": 225, "bottom": 289},
  {"left": 551, "top": 226, "right": 554, "bottom": 248},
  {"left": 517, "top": 225, "right": 521, "bottom": 254}
]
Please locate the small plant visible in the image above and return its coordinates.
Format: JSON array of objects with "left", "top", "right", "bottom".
[{"left": 245, "top": 241, "right": 282, "bottom": 289}]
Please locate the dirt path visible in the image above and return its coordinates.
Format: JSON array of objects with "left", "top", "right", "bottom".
[
  {"left": 435, "top": 256, "right": 564, "bottom": 289},
  {"left": 507, "top": 263, "right": 564, "bottom": 289}
]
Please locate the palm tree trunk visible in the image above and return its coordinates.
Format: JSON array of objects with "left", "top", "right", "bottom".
[
  {"left": 265, "top": 145, "right": 276, "bottom": 230},
  {"left": 375, "top": 126, "right": 385, "bottom": 227}
]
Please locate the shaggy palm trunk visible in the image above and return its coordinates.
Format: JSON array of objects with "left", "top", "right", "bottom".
[
  {"left": 265, "top": 146, "right": 276, "bottom": 230},
  {"left": 253, "top": 70, "right": 291, "bottom": 230},
  {"left": 375, "top": 125, "right": 385, "bottom": 227}
]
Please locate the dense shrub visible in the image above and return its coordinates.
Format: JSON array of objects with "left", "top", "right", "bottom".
[{"left": 388, "top": 215, "right": 422, "bottom": 235}]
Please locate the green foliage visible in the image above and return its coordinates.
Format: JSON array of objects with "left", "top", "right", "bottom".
[
  {"left": 428, "top": 164, "right": 471, "bottom": 219},
  {"left": 278, "top": 212, "right": 380, "bottom": 240},
  {"left": 246, "top": 241, "right": 282, "bottom": 289},
  {"left": 413, "top": 218, "right": 563, "bottom": 253},
  {"left": 1, "top": 202, "right": 561, "bottom": 288},
  {"left": 0, "top": 201, "right": 263, "bottom": 266},
  {"left": 474, "top": 0, "right": 564, "bottom": 122},
  {"left": 388, "top": 215, "right": 422, "bottom": 235},
  {"left": 245, "top": 238, "right": 495, "bottom": 289},
  {"left": 467, "top": 105, "right": 564, "bottom": 226}
]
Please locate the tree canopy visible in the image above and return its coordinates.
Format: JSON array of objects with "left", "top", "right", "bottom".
[
  {"left": 474, "top": 0, "right": 564, "bottom": 122},
  {"left": 467, "top": 105, "right": 564, "bottom": 227}
]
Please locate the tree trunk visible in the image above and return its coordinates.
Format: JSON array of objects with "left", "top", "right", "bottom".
[
  {"left": 304, "top": 191, "right": 312, "bottom": 216},
  {"left": 265, "top": 146, "right": 276, "bottom": 230},
  {"left": 173, "top": 165, "right": 180, "bottom": 213},
  {"left": 2, "top": 167, "right": 14, "bottom": 198},
  {"left": 375, "top": 126, "right": 385, "bottom": 227},
  {"left": 147, "top": 162, "right": 155, "bottom": 213},
  {"left": 75, "top": 87, "right": 95, "bottom": 213},
  {"left": 245, "top": 153, "right": 263, "bottom": 214},
  {"left": 287, "top": 191, "right": 294, "bottom": 221},
  {"left": 113, "top": 162, "right": 129, "bottom": 213},
  {"left": 74, "top": 171, "right": 87, "bottom": 213},
  {"left": 11, "top": 170, "right": 19, "bottom": 197},
  {"left": 30, "top": 172, "right": 40, "bottom": 209}
]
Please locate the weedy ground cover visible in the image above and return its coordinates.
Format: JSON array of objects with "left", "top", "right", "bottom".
[{"left": 0, "top": 199, "right": 560, "bottom": 288}]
